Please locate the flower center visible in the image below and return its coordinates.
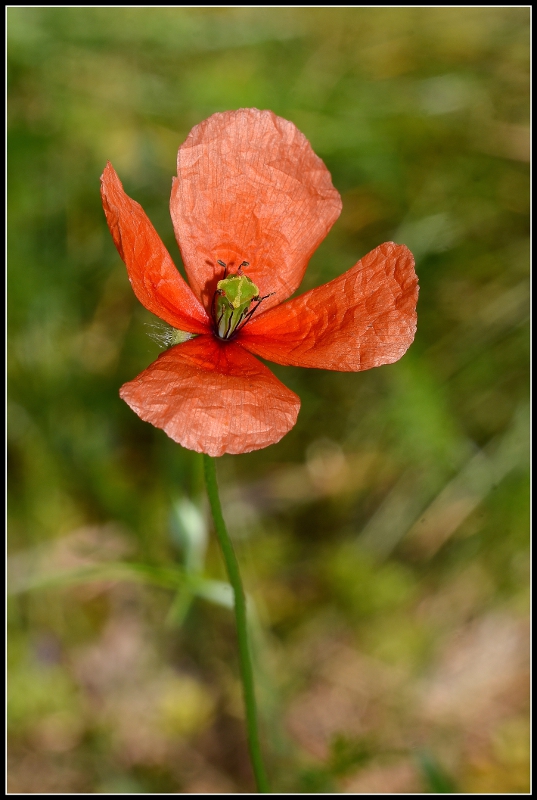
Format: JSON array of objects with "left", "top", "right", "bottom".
[
  {"left": 212, "top": 260, "right": 273, "bottom": 341},
  {"left": 213, "top": 273, "right": 260, "bottom": 340}
]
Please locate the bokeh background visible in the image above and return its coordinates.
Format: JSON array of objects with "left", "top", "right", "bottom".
[{"left": 8, "top": 7, "right": 529, "bottom": 794}]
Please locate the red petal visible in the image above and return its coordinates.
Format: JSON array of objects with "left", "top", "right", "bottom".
[
  {"left": 170, "top": 109, "right": 342, "bottom": 313},
  {"left": 120, "top": 336, "right": 300, "bottom": 456},
  {"left": 101, "top": 162, "right": 209, "bottom": 334},
  {"left": 239, "top": 243, "right": 418, "bottom": 370}
]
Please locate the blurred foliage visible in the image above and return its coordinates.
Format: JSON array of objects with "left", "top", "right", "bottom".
[{"left": 8, "top": 7, "right": 529, "bottom": 793}]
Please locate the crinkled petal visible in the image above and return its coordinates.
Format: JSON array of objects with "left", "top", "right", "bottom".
[
  {"left": 101, "top": 162, "right": 210, "bottom": 334},
  {"left": 120, "top": 336, "right": 300, "bottom": 456},
  {"left": 170, "top": 108, "right": 342, "bottom": 313},
  {"left": 239, "top": 243, "right": 418, "bottom": 371}
]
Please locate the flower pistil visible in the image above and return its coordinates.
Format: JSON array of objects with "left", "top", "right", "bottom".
[{"left": 212, "top": 260, "right": 273, "bottom": 341}]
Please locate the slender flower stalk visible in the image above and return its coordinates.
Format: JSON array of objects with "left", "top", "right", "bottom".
[{"left": 202, "top": 454, "right": 270, "bottom": 793}]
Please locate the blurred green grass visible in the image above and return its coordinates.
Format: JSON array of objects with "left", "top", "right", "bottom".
[{"left": 8, "top": 7, "right": 529, "bottom": 793}]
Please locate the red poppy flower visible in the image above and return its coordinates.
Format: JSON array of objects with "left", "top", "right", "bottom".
[{"left": 101, "top": 109, "right": 418, "bottom": 457}]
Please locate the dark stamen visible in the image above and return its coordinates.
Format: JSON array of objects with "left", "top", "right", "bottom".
[
  {"left": 212, "top": 287, "right": 225, "bottom": 323},
  {"left": 234, "top": 291, "right": 276, "bottom": 335}
]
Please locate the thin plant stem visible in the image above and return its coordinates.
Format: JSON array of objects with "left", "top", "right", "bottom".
[{"left": 202, "top": 454, "right": 270, "bottom": 794}]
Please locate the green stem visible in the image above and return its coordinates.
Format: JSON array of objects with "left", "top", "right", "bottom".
[{"left": 202, "top": 454, "right": 270, "bottom": 794}]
